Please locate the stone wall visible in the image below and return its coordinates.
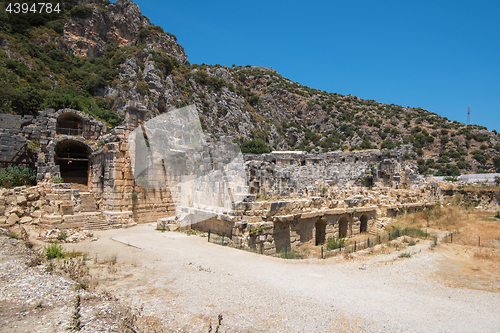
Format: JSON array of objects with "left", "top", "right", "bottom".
[
  {"left": 0, "top": 107, "right": 176, "bottom": 226},
  {"left": 244, "top": 148, "right": 417, "bottom": 197},
  {"left": 90, "top": 107, "right": 176, "bottom": 223}
]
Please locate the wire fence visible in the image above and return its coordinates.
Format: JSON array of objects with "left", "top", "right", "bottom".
[
  {"left": 207, "top": 230, "right": 232, "bottom": 247},
  {"left": 203, "top": 226, "right": 500, "bottom": 260},
  {"left": 442, "top": 230, "right": 500, "bottom": 248}
]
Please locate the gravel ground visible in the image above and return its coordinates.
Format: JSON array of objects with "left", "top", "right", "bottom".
[
  {"left": 63, "top": 224, "right": 500, "bottom": 333},
  {"left": 0, "top": 236, "right": 137, "bottom": 333}
]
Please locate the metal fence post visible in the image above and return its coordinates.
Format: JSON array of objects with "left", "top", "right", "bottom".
[
  {"left": 367, "top": 238, "right": 370, "bottom": 248},
  {"left": 321, "top": 247, "right": 323, "bottom": 259},
  {"left": 478, "top": 237, "right": 480, "bottom": 247},
  {"left": 354, "top": 241, "right": 356, "bottom": 251},
  {"left": 208, "top": 230, "right": 211, "bottom": 242},
  {"left": 450, "top": 233, "right": 453, "bottom": 243}
]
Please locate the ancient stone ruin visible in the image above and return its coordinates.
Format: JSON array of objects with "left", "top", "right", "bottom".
[{"left": 2, "top": 106, "right": 495, "bottom": 254}]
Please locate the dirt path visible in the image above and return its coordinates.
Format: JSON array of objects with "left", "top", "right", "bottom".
[{"left": 65, "top": 224, "right": 500, "bottom": 332}]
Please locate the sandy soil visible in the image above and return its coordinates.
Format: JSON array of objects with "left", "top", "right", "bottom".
[{"left": 61, "top": 224, "right": 500, "bottom": 333}]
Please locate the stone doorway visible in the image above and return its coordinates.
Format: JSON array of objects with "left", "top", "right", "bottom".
[
  {"left": 360, "top": 214, "right": 368, "bottom": 233},
  {"left": 339, "top": 216, "right": 348, "bottom": 238},
  {"left": 54, "top": 140, "right": 90, "bottom": 185},
  {"left": 315, "top": 218, "right": 326, "bottom": 245}
]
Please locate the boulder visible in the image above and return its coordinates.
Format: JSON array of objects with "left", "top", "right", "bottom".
[
  {"left": 16, "top": 195, "right": 27, "bottom": 205},
  {"left": 30, "top": 210, "right": 42, "bottom": 218},
  {"left": 19, "top": 216, "right": 32, "bottom": 224},
  {"left": 28, "top": 191, "right": 40, "bottom": 201},
  {"left": 6, "top": 213, "right": 20, "bottom": 225}
]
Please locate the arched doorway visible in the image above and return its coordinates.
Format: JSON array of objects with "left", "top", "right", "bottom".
[
  {"left": 56, "top": 113, "right": 83, "bottom": 136},
  {"left": 315, "top": 218, "right": 326, "bottom": 245},
  {"left": 360, "top": 214, "right": 368, "bottom": 233},
  {"left": 339, "top": 216, "right": 348, "bottom": 238},
  {"left": 55, "top": 140, "right": 90, "bottom": 185}
]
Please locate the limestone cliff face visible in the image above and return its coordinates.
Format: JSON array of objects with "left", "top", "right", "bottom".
[
  {"left": 63, "top": 0, "right": 187, "bottom": 64},
  {"left": 59, "top": 0, "right": 266, "bottom": 144},
  {"left": 13, "top": 0, "right": 495, "bottom": 172}
]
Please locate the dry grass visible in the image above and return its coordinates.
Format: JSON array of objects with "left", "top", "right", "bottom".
[
  {"left": 434, "top": 243, "right": 500, "bottom": 293},
  {"left": 473, "top": 248, "right": 500, "bottom": 262},
  {"left": 457, "top": 184, "right": 499, "bottom": 193},
  {"left": 391, "top": 203, "right": 500, "bottom": 236},
  {"left": 60, "top": 257, "right": 98, "bottom": 291}
]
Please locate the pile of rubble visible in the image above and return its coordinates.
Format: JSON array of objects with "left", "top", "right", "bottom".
[
  {"left": 39, "top": 228, "right": 96, "bottom": 243},
  {"left": 0, "top": 184, "right": 45, "bottom": 227}
]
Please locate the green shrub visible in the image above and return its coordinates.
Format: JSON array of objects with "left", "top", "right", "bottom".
[
  {"left": 153, "top": 54, "right": 179, "bottom": 76},
  {"left": 360, "top": 139, "right": 376, "bottom": 150},
  {"left": 45, "top": 242, "right": 64, "bottom": 260},
  {"left": 195, "top": 70, "right": 211, "bottom": 86},
  {"left": 57, "top": 230, "right": 67, "bottom": 241},
  {"left": 404, "top": 228, "right": 428, "bottom": 238},
  {"left": 135, "top": 81, "right": 150, "bottom": 97},
  {"left": 440, "top": 135, "right": 449, "bottom": 144},
  {"left": 69, "top": 6, "right": 93, "bottom": 18},
  {"left": 472, "top": 150, "right": 488, "bottom": 164},
  {"left": 437, "top": 155, "right": 450, "bottom": 164},
  {"left": 42, "top": 85, "right": 122, "bottom": 127},
  {"left": 457, "top": 160, "right": 471, "bottom": 170},
  {"left": 0, "top": 165, "right": 36, "bottom": 188},
  {"left": 444, "top": 176, "right": 458, "bottom": 182},
  {"left": 326, "top": 236, "right": 345, "bottom": 250},
  {"left": 50, "top": 177, "right": 64, "bottom": 184},
  {"left": 240, "top": 139, "right": 272, "bottom": 154},
  {"left": 473, "top": 133, "right": 489, "bottom": 142},
  {"left": 380, "top": 138, "right": 396, "bottom": 149},
  {"left": 208, "top": 75, "right": 226, "bottom": 91},
  {"left": 7, "top": 232, "right": 18, "bottom": 239},
  {"left": 435, "top": 164, "right": 460, "bottom": 177},
  {"left": 493, "top": 156, "right": 500, "bottom": 172},
  {"left": 46, "top": 19, "right": 64, "bottom": 33}
]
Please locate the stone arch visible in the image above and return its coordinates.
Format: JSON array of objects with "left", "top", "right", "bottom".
[
  {"left": 338, "top": 216, "right": 349, "bottom": 238},
  {"left": 54, "top": 139, "right": 91, "bottom": 185},
  {"left": 315, "top": 217, "right": 326, "bottom": 245},
  {"left": 56, "top": 112, "right": 83, "bottom": 136},
  {"left": 360, "top": 214, "right": 368, "bottom": 233}
]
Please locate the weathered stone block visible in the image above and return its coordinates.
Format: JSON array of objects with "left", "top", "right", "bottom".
[
  {"left": 20, "top": 216, "right": 32, "bottom": 224},
  {"left": 7, "top": 213, "right": 20, "bottom": 225}
]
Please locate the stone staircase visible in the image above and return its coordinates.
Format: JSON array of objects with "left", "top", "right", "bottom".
[{"left": 40, "top": 183, "right": 109, "bottom": 230}]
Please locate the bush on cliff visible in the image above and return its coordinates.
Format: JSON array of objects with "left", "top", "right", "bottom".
[{"left": 240, "top": 139, "right": 272, "bottom": 154}]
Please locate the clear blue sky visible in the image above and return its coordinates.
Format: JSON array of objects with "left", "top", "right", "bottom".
[{"left": 132, "top": 0, "right": 500, "bottom": 132}]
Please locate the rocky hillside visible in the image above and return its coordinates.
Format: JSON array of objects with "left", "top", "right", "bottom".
[{"left": 0, "top": 0, "right": 499, "bottom": 176}]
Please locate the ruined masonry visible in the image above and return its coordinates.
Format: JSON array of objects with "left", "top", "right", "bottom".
[{"left": 1, "top": 107, "right": 438, "bottom": 253}]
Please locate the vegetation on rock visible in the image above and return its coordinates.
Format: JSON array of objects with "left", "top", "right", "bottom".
[{"left": 0, "top": 0, "right": 498, "bottom": 174}]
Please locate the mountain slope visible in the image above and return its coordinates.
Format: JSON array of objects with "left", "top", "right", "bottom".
[{"left": 0, "top": 0, "right": 499, "bottom": 175}]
